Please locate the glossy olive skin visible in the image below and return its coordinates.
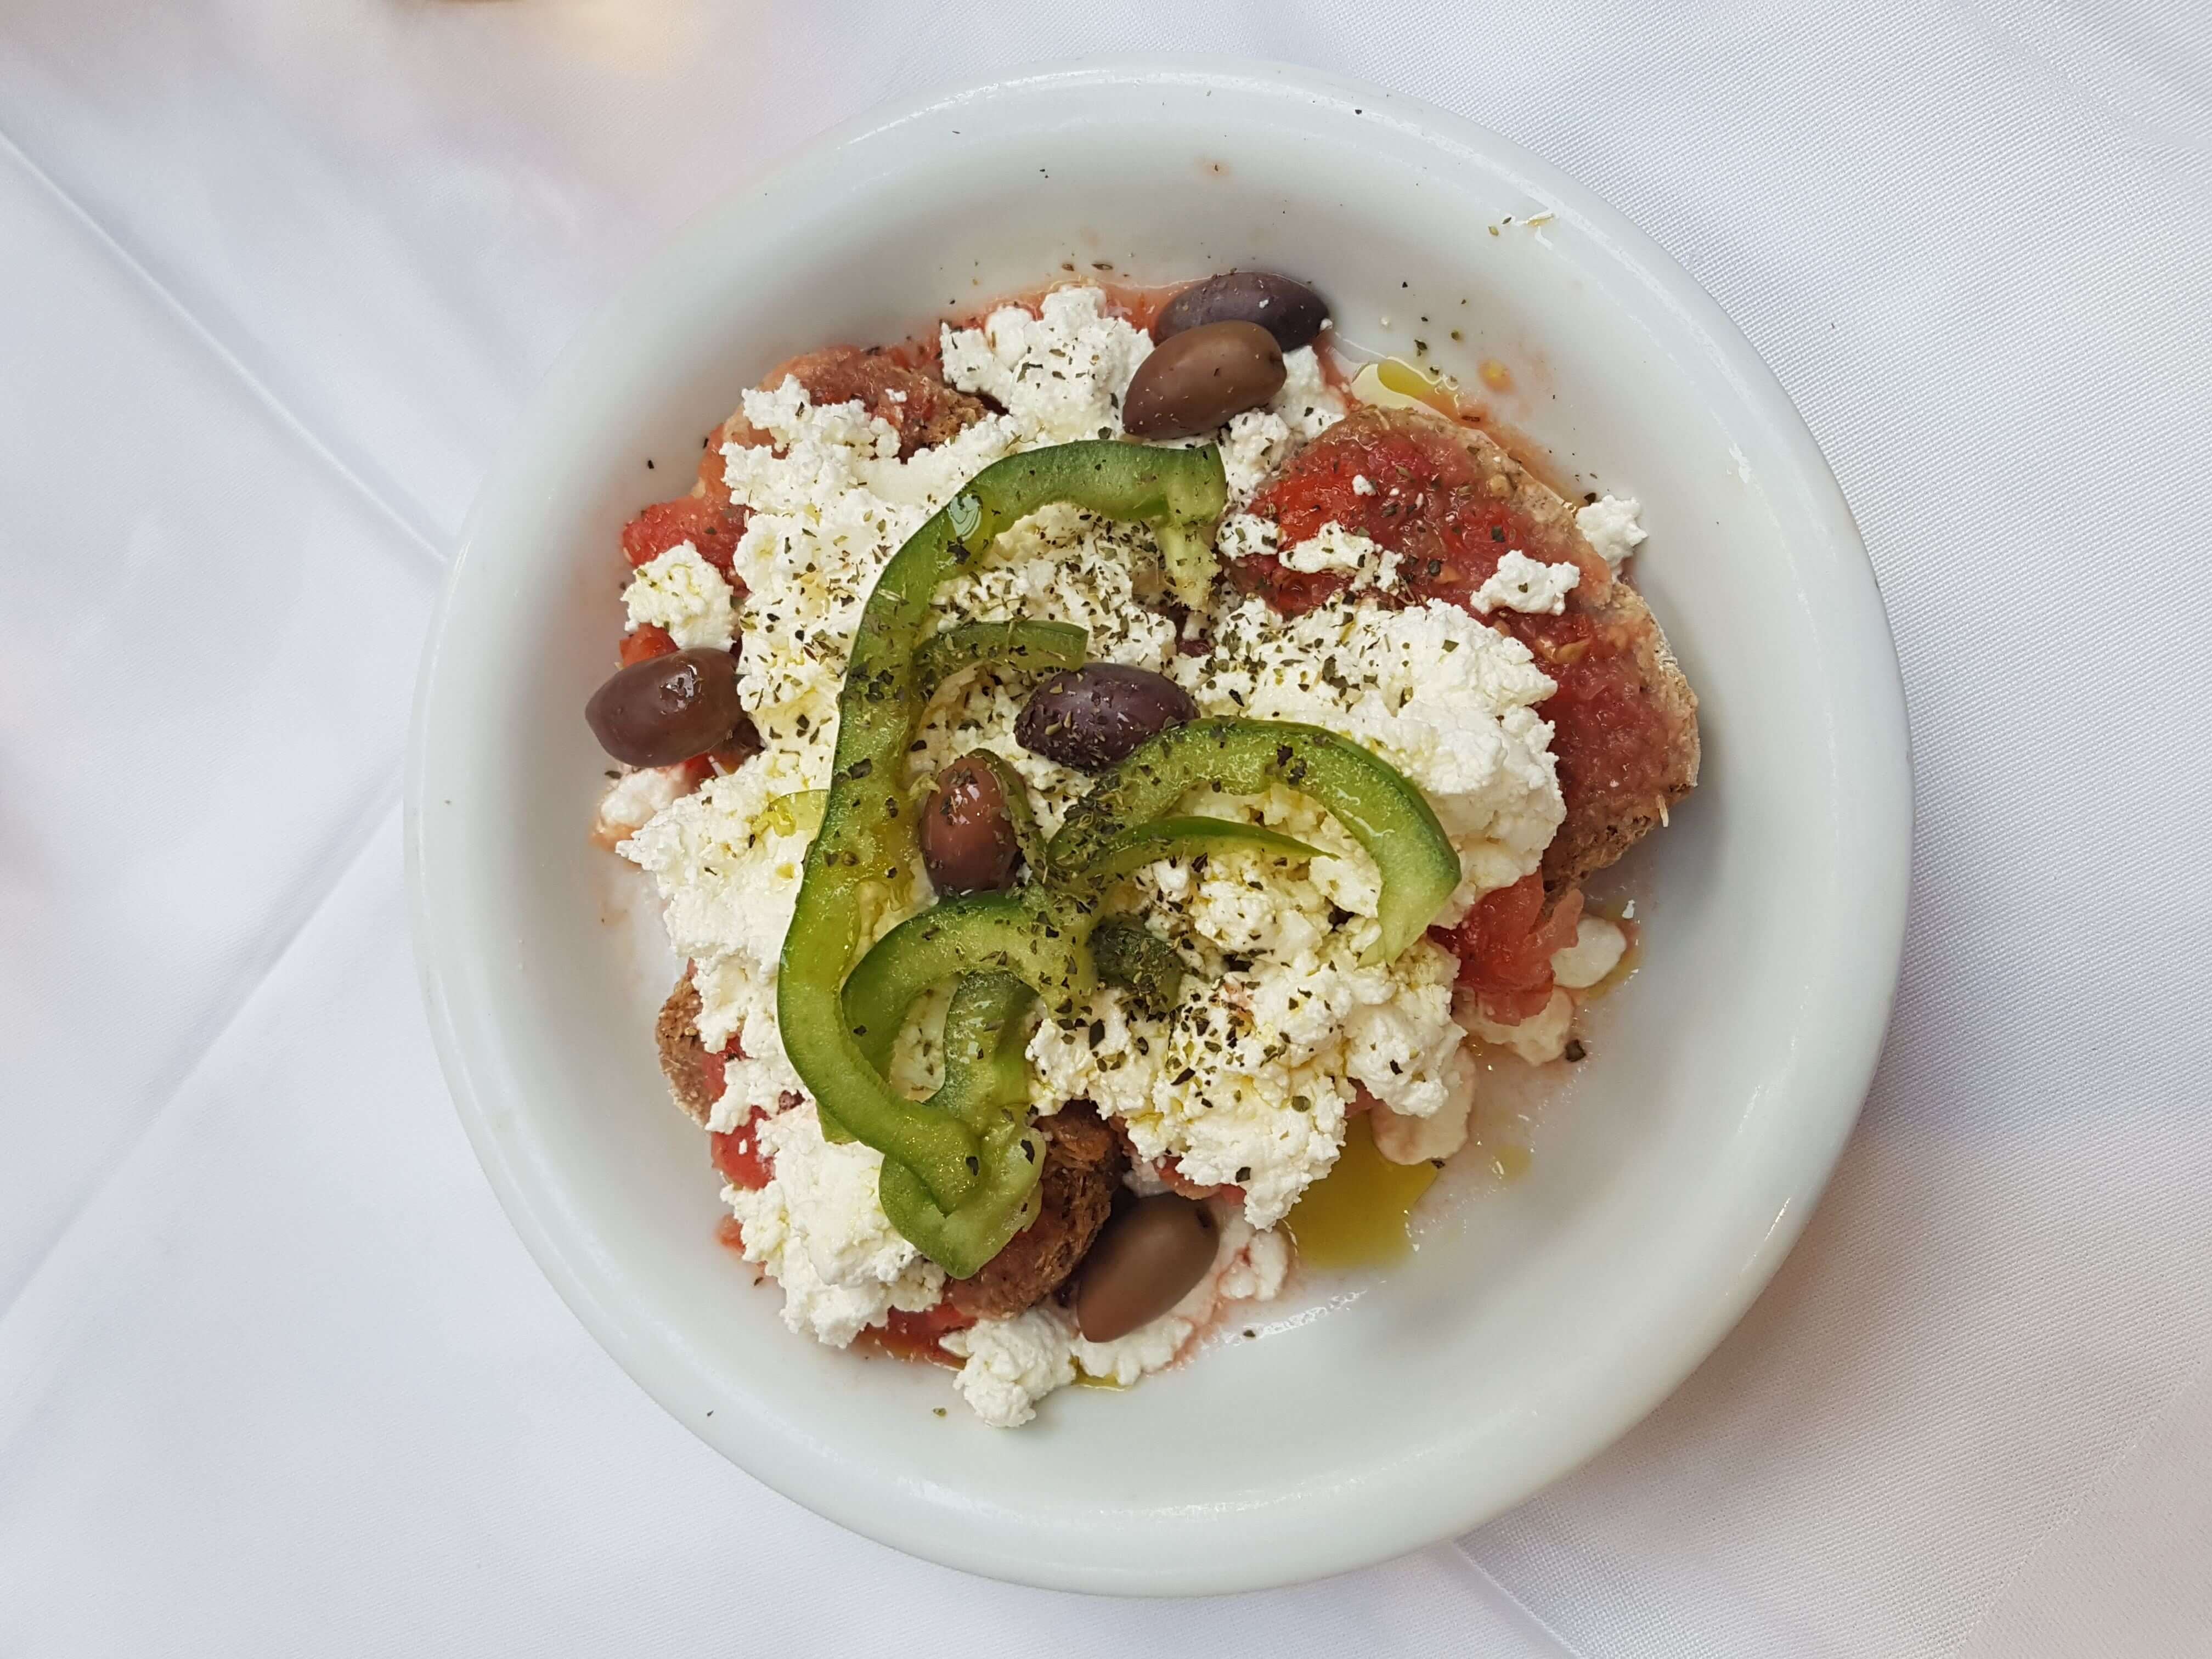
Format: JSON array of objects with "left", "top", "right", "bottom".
[
  {"left": 920, "top": 754, "right": 1023, "bottom": 894},
  {"left": 1015, "top": 664, "right": 1197, "bottom": 771},
  {"left": 584, "top": 646, "right": 745, "bottom": 768},
  {"left": 1074, "top": 1194, "right": 1220, "bottom": 1342},
  {"left": 1121, "top": 320, "right": 1285, "bottom": 439},
  {"left": 1155, "top": 271, "right": 1328, "bottom": 351}
]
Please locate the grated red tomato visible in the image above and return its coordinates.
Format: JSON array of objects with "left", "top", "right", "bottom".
[
  {"left": 1436, "top": 872, "right": 1584, "bottom": 1024},
  {"left": 710, "top": 1107, "right": 774, "bottom": 1191},
  {"left": 1245, "top": 407, "right": 1680, "bottom": 882},
  {"left": 618, "top": 623, "right": 678, "bottom": 667},
  {"left": 620, "top": 495, "right": 749, "bottom": 576},
  {"left": 862, "top": 1299, "right": 977, "bottom": 1368}
]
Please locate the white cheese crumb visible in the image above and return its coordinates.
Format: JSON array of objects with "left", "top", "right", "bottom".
[
  {"left": 1464, "top": 986, "right": 1575, "bottom": 1064},
  {"left": 1550, "top": 915, "right": 1627, "bottom": 989},
  {"left": 591, "top": 766, "right": 686, "bottom": 848},
  {"left": 1214, "top": 346, "right": 1344, "bottom": 503},
  {"left": 1220, "top": 515, "right": 1400, "bottom": 591},
  {"left": 720, "top": 381, "right": 1018, "bottom": 781},
  {"left": 940, "top": 287, "right": 1153, "bottom": 447},
  {"left": 1281, "top": 522, "right": 1381, "bottom": 579},
  {"left": 1371, "top": 1087, "right": 1474, "bottom": 1164},
  {"left": 940, "top": 1308, "right": 1077, "bottom": 1428},
  {"left": 1575, "top": 495, "right": 1646, "bottom": 568},
  {"left": 1472, "top": 549, "right": 1582, "bottom": 615},
  {"left": 723, "top": 1101, "right": 945, "bottom": 1348},
  {"left": 623, "top": 542, "right": 736, "bottom": 649},
  {"left": 1352, "top": 473, "right": 1376, "bottom": 496},
  {"left": 618, "top": 745, "right": 847, "bottom": 1069},
  {"left": 1216, "top": 511, "right": 1282, "bottom": 563}
]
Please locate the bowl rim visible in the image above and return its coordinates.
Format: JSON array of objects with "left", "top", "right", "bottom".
[{"left": 408, "top": 55, "right": 1912, "bottom": 1595}]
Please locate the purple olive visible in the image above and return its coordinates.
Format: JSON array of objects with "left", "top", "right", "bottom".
[
  {"left": 921, "top": 754, "right": 1024, "bottom": 894},
  {"left": 585, "top": 647, "right": 746, "bottom": 768},
  {"left": 1015, "top": 664, "right": 1197, "bottom": 771},
  {"left": 1121, "top": 321, "right": 1285, "bottom": 439},
  {"left": 1155, "top": 271, "right": 1329, "bottom": 351},
  {"left": 1074, "top": 1194, "right": 1220, "bottom": 1342}
]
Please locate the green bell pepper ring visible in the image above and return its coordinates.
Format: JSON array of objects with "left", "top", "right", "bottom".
[
  {"left": 915, "top": 618, "right": 1089, "bottom": 690},
  {"left": 1049, "top": 719, "right": 1461, "bottom": 962},
  {"left": 1075, "top": 816, "right": 1322, "bottom": 882},
  {"left": 874, "top": 972, "right": 1047, "bottom": 1276},
  {"left": 845, "top": 889, "right": 1098, "bottom": 1070},
  {"left": 778, "top": 441, "right": 1229, "bottom": 1216},
  {"left": 1090, "top": 917, "right": 1187, "bottom": 1017}
]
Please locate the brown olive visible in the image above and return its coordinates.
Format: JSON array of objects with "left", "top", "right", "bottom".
[
  {"left": 584, "top": 646, "right": 746, "bottom": 768},
  {"left": 1074, "top": 1194, "right": 1220, "bottom": 1342},
  {"left": 1121, "top": 321, "right": 1285, "bottom": 439},
  {"left": 920, "top": 753, "right": 1024, "bottom": 894},
  {"left": 1155, "top": 271, "right": 1329, "bottom": 351},
  {"left": 1015, "top": 664, "right": 1197, "bottom": 771}
]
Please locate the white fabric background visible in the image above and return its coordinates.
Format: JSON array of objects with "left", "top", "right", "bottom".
[{"left": 2, "top": 3, "right": 2208, "bottom": 1653}]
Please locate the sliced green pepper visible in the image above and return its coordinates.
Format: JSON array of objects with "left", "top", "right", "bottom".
[
  {"left": 1091, "top": 917, "right": 1187, "bottom": 1017},
  {"left": 916, "top": 618, "right": 1088, "bottom": 690},
  {"left": 875, "top": 972, "right": 1045, "bottom": 1274},
  {"left": 1049, "top": 718, "right": 1461, "bottom": 961},
  {"left": 1076, "top": 816, "right": 1321, "bottom": 882},
  {"left": 778, "top": 441, "right": 1229, "bottom": 1232},
  {"left": 845, "top": 889, "right": 1097, "bottom": 1067}
]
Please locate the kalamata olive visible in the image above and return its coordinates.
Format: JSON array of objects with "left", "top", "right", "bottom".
[
  {"left": 1015, "top": 664, "right": 1197, "bottom": 771},
  {"left": 1121, "top": 321, "right": 1286, "bottom": 439},
  {"left": 584, "top": 646, "right": 745, "bottom": 768},
  {"left": 1074, "top": 1194, "right": 1220, "bottom": 1342},
  {"left": 1155, "top": 271, "right": 1329, "bottom": 351},
  {"left": 920, "top": 753, "right": 1024, "bottom": 894}
]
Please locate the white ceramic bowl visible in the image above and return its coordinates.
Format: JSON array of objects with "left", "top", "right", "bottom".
[{"left": 408, "top": 59, "right": 1910, "bottom": 1595}]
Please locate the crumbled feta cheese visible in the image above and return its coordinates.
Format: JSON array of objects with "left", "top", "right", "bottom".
[
  {"left": 1550, "top": 915, "right": 1627, "bottom": 989},
  {"left": 1575, "top": 495, "right": 1646, "bottom": 568},
  {"left": 932, "top": 501, "right": 1177, "bottom": 674},
  {"left": 723, "top": 1100, "right": 944, "bottom": 1347},
  {"left": 940, "top": 1308, "right": 1077, "bottom": 1428},
  {"left": 1216, "top": 511, "right": 1280, "bottom": 562},
  {"left": 1280, "top": 522, "right": 1387, "bottom": 581},
  {"left": 1472, "top": 549, "right": 1581, "bottom": 615},
  {"left": 624, "top": 542, "right": 737, "bottom": 649},
  {"left": 1214, "top": 346, "right": 1345, "bottom": 502},
  {"left": 592, "top": 765, "right": 686, "bottom": 848},
  {"left": 940, "top": 287, "right": 1153, "bottom": 446},
  {"left": 618, "top": 746, "right": 843, "bottom": 1072},
  {"left": 1217, "top": 515, "right": 1399, "bottom": 591},
  {"left": 1370, "top": 1090, "right": 1474, "bottom": 1165},
  {"left": 1178, "top": 596, "right": 1565, "bottom": 903},
  {"left": 943, "top": 1212, "right": 1289, "bottom": 1425},
  {"left": 1352, "top": 473, "right": 1376, "bottom": 496},
  {"left": 721, "top": 380, "right": 1019, "bottom": 780},
  {"left": 1464, "top": 986, "right": 1575, "bottom": 1064}
]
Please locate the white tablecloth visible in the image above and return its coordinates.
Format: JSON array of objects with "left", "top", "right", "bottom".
[{"left": 4, "top": 4, "right": 2209, "bottom": 1653}]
